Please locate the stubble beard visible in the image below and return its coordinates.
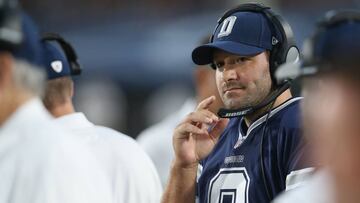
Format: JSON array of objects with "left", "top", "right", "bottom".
[{"left": 222, "top": 83, "right": 272, "bottom": 110}]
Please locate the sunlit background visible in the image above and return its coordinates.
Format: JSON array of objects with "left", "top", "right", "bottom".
[{"left": 23, "top": 0, "right": 359, "bottom": 137}]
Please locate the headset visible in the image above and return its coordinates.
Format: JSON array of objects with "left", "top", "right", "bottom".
[
  {"left": 0, "top": 0, "right": 22, "bottom": 50},
  {"left": 210, "top": 3, "right": 299, "bottom": 84},
  {"left": 215, "top": 3, "right": 299, "bottom": 119},
  {"left": 41, "top": 33, "right": 82, "bottom": 75},
  {"left": 210, "top": 4, "right": 301, "bottom": 201}
]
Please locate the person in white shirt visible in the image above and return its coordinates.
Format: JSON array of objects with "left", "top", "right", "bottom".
[
  {"left": 0, "top": 7, "right": 112, "bottom": 203},
  {"left": 41, "top": 33, "right": 163, "bottom": 203},
  {"left": 137, "top": 36, "right": 224, "bottom": 187}
]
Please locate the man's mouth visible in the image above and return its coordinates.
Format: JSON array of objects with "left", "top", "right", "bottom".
[{"left": 223, "top": 87, "right": 245, "bottom": 94}]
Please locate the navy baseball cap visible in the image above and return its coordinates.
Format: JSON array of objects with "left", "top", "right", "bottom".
[
  {"left": 312, "top": 21, "right": 360, "bottom": 65},
  {"left": 276, "top": 19, "right": 360, "bottom": 81},
  {"left": 42, "top": 41, "right": 72, "bottom": 80},
  {"left": 192, "top": 11, "right": 276, "bottom": 65},
  {"left": 12, "top": 13, "right": 44, "bottom": 67}
]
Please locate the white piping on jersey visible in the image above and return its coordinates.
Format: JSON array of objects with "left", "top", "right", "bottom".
[
  {"left": 197, "top": 164, "right": 204, "bottom": 182},
  {"left": 235, "top": 117, "right": 247, "bottom": 148},
  {"left": 286, "top": 167, "right": 315, "bottom": 191},
  {"left": 234, "top": 97, "right": 303, "bottom": 149}
]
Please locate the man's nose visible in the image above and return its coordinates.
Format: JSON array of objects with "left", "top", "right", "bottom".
[{"left": 223, "top": 66, "right": 238, "bottom": 81}]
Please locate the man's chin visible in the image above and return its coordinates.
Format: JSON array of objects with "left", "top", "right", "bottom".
[{"left": 224, "top": 100, "right": 251, "bottom": 110}]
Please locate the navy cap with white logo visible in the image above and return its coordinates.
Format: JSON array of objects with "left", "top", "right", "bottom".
[
  {"left": 192, "top": 11, "right": 276, "bottom": 65},
  {"left": 42, "top": 41, "right": 71, "bottom": 80}
]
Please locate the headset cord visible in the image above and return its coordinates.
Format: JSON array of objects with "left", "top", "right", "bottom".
[{"left": 260, "top": 100, "right": 276, "bottom": 201}]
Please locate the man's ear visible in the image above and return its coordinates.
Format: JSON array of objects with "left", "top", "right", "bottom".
[{"left": 0, "top": 52, "right": 14, "bottom": 88}]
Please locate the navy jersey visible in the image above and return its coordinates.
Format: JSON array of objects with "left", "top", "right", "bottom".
[{"left": 196, "top": 97, "right": 311, "bottom": 203}]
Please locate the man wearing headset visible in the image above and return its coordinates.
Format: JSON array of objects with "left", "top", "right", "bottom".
[
  {"left": 162, "top": 3, "right": 313, "bottom": 203},
  {"left": 41, "top": 34, "right": 163, "bottom": 203},
  {"left": 0, "top": 3, "right": 113, "bottom": 203},
  {"left": 274, "top": 9, "right": 360, "bottom": 203}
]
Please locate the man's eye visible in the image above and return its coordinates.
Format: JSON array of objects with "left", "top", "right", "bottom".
[
  {"left": 235, "top": 57, "right": 249, "bottom": 63},
  {"left": 213, "top": 62, "right": 224, "bottom": 69}
]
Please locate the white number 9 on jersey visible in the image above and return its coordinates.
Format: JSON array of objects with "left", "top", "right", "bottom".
[{"left": 208, "top": 168, "right": 250, "bottom": 203}]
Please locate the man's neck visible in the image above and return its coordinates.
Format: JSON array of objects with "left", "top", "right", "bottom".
[
  {"left": 244, "top": 89, "right": 292, "bottom": 127},
  {"left": 50, "top": 101, "right": 75, "bottom": 118}
]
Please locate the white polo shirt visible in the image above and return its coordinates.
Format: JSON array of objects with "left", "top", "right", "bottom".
[
  {"left": 137, "top": 98, "right": 196, "bottom": 187},
  {"left": 273, "top": 170, "right": 335, "bottom": 203},
  {"left": 54, "top": 112, "right": 162, "bottom": 203},
  {"left": 0, "top": 98, "right": 112, "bottom": 203}
]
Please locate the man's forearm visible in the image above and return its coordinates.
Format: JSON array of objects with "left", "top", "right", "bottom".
[{"left": 161, "top": 161, "right": 198, "bottom": 203}]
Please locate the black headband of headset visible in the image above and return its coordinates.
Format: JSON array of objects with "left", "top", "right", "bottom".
[{"left": 42, "top": 33, "right": 82, "bottom": 75}]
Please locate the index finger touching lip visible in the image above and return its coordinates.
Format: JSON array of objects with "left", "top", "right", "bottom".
[{"left": 196, "top": 96, "right": 215, "bottom": 110}]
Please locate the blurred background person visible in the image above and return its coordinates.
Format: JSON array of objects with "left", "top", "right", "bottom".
[
  {"left": 0, "top": 3, "right": 112, "bottom": 203},
  {"left": 274, "top": 9, "right": 360, "bottom": 203},
  {"left": 21, "top": 0, "right": 359, "bottom": 139},
  {"left": 41, "top": 33, "right": 163, "bottom": 203},
  {"left": 137, "top": 36, "right": 223, "bottom": 187}
]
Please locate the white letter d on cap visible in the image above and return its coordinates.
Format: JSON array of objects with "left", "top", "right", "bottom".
[{"left": 217, "top": 16, "right": 237, "bottom": 38}]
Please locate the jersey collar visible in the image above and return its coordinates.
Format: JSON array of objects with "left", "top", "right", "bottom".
[{"left": 234, "top": 97, "right": 303, "bottom": 148}]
